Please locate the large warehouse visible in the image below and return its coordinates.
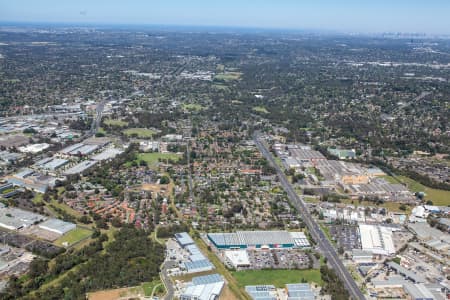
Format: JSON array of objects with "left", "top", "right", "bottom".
[
  {"left": 359, "top": 224, "right": 395, "bottom": 255},
  {"left": 207, "top": 230, "right": 310, "bottom": 250}
]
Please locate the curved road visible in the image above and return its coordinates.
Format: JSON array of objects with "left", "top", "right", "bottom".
[{"left": 254, "top": 133, "right": 365, "bottom": 300}]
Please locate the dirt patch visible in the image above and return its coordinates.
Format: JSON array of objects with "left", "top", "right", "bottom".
[{"left": 87, "top": 286, "right": 143, "bottom": 300}]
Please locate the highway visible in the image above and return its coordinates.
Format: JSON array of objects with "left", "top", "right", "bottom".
[
  {"left": 253, "top": 133, "right": 365, "bottom": 300},
  {"left": 89, "top": 99, "right": 107, "bottom": 136}
]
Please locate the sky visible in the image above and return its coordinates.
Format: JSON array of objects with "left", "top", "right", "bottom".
[{"left": 1, "top": 0, "right": 450, "bottom": 34}]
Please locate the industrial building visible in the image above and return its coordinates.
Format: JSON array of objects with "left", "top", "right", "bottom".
[
  {"left": 286, "top": 283, "right": 315, "bottom": 300},
  {"left": 7, "top": 168, "right": 57, "bottom": 193},
  {"left": 174, "top": 232, "right": 215, "bottom": 273},
  {"left": 180, "top": 274, "right": 224, "bottom": 300},
  {"left": 246, "top": 283, "right": 316, "bottom": 300},
  {"left": 207, "top": 231, "right": 310, "bottom": 250},
  {"left": 371, "top": 276, "right": 441, "bottom": 300},
  {"left": 91, "top": 147, "right": 123, "bottom": 161},
  {"left": 359, "top": 224, "right": 395, "bottom": 255},
  {"left": 64, "top": 160, "right": 97, "bottom": 175},
  {"left": 327, "top": 148, "right": 356, "bottom": 160},
  {"left": 245, "top": 285, "right": 277, "bottom": 300},
  {"left": 34, "top": 157, "right": 68, "bottom": 171},
  {"left": 175, "top": 232, "right": 195, "bottom": 247},
  {"left": 0, "top": 207, "right": 46, "bottom": 230},
  {"left": 38, "top": 218, "right": 76, "bottom": 235},
  {"left": 18, "top": 143, "right": 50, "bottom": 154}
]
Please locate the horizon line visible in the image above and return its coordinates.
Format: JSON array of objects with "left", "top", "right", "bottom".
[{"left": 0, "top": 20, "right": 448, "bottom": 37}]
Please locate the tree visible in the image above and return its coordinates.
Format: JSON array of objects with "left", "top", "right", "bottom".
[{"left": 159, "top": 176, "right": 170, "bottom": 185}]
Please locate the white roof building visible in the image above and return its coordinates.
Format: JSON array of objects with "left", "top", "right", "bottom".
[
  {"left": 359, "top": 224, "right": 395, "bottom": 255},
  {"left": 224, "top": 250, "right": 250, "bottom": 268}
]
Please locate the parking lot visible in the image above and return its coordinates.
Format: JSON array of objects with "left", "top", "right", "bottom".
[
  {"left": 329, "top": 225, "right": 361, "bottom": 251},
  {"left": 248, "top": 249, "right": 310, "bottom": 270}
]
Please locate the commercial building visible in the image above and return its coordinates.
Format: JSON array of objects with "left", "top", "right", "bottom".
[
  {"left": 38, "top": 219, "right": 76, "bottom": 235},
  {"left": 207, "top": 231, "right": 310, "bottom": 250},
  {"left": 224, "top": 250, "right": 251, "bottom": 268}
]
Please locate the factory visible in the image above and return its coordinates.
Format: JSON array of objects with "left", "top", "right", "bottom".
[{"left": 207, "top": 230, "right": 310, "bottom": 250}]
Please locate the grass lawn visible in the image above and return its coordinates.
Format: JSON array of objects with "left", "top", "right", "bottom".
[
  {"left": 231, "top": 269, "right": 322, "bottom": 288},
  {"left": 136, "top": 152, "right": 181, "bottom": 166},
  {"left": 32, "top": 193, "right": 43, "bottom": 204},
  {"left": 304, "top": 196, "right": 319, "bottom": 203},
  {"left": 54, "top": 227, "right": 92, "bottom": 247},
  {"left": 212, "top": 84, "right": 229, "bottom": 90},
  {"left": 320, "top": 224, "right": 334, "bottom": 245},
  {"left": 214, "top": 72, "right": 242, "bottom": 81},
  {"left": 123, "top": 128, "right": 156, "bottom": 138},
  {"left": 49, "top": 199, "right": 83, "bottom": 218},
  {"left": 141, "top": 280, "right": 164, "bottom": 297},
  {"left": 252, "top": 106, "right": 269, "bottom": 114},
  {"left": 104, "top": 118, "right": 128, "bottom": 127},
  {"left": 182, "top": 103, "right": 205, "bottom": 111}
]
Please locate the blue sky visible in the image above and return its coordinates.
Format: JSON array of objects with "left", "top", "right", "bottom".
[{"left": 0, "top": 0, "right": 449, "bottom": 34}]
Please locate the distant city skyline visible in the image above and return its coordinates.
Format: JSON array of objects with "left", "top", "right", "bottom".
[{"left": 1, "top": 0, "right": 450, "bottom": 34}]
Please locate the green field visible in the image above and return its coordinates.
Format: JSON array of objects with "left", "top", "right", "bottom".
[
  {"left": 182, "top": 103, "right": 205, "bottom": 111},
  {"left": 231, "top": 269, "right": 322, "bottom": 288},
  {"left": 396, "top": 175, "right": 450, "bottom": 206},
  {"left": 136, "top": 152, "right": 181, "bottom": 165},
  {"left": 252, "top": 106, "right": 269, "bottom": 114},
  {"left": 382, "top": 175, "right": 450, "bottom": 206},
  {"left": 54, "top": 227, "right": 92, "bottom": 247},
  {"left": 141, "top": 280, "right": 164, "bottom": 297},
  {"left": 104, "top": 118, "right": 128, "bottom": 127},
  {"left": 215, "top": 72, "right": 242, "bottom": 81},
  {"left": 123, "top": 128, "right": 156, "bottom": 138}
]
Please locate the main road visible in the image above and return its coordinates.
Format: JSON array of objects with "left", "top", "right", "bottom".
[
  {"left": 253, "top": 133, "right": 365, "bottom": 300},
  {"left": 89, "top": 99, "right": 107, "bottom": 136}
]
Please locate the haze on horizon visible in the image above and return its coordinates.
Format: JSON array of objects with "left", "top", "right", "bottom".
[{"left": 0, "top": 0, "right": 450, "bottom": 35}]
